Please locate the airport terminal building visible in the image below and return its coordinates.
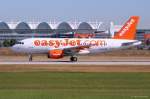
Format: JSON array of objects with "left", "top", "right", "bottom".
[
  {"left": 0, "top": 21, "right": 149, "bottom": 42},
  {"left": 0, "top": 21, "right": 103, "bottom": 41}
]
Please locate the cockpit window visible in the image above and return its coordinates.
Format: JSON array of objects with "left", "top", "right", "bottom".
[{"left": 15, "top": 42, "right": 24, "bottom": 45}]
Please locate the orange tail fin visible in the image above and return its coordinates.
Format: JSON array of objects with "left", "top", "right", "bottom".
[{"left": 113, "top": 16, "right": 140, "bottom": 40}]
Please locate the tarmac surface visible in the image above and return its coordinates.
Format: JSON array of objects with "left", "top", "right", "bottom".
[
  {"left": 0, "top": 60, "right": 150, "bottom": 72},
  {"left": 0, "top": 49, "right": 150, "bottom": 72},
  {"left": 0, "top": 61, "right": 150, "bottom": 65}
]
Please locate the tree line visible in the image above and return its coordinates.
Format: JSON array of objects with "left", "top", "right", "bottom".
[{"left": 0, "top": 39, "right": 16, "bottom": 47}]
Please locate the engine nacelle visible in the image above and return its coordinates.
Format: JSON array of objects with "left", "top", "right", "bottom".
[{"left": 48, "top": 50, "right": 64, "bottom": 59}]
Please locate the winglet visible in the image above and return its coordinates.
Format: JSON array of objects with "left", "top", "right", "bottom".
[{"left": 113, "top": 16, "right": 140, "bottom": 40}]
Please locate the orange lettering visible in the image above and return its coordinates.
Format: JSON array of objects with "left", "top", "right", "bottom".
[
  {"left": 41, "top": 40, "right": 48, "bottom": 46},
  {"left": 34, "top": 40, "right": 40, "bottom": 46},
  {"left": 69, "top": 40, "right": 76, "bottom": 46},
  {"left": 49, "top": 40, "right": 55, "bottom": 46},
  {"left": 54, "top": 40, "right": 60, "bottom": 48}
]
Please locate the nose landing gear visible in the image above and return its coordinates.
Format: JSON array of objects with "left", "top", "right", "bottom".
[{"left": 29, "top": 54, "right": 33, "bottom": 62}]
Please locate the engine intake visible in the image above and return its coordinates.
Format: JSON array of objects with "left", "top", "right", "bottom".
[{"left": 48, "top": 50, "right": 64, "bottom": 59}]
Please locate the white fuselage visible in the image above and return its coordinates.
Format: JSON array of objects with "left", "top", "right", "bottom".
[{"left": 11, "top": 38, "right": 141, "bottom": 55}]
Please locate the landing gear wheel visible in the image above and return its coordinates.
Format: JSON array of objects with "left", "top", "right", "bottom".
[
  {"left": 29, "top": 54, "right": 32, "bottom": 62},
  {"left": 70, "top": 56, "right": 78, "bottom": 62}
]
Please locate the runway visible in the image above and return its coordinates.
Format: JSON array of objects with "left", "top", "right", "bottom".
[
  {"left": 0, "top": 61, "right": 150, "bottom": 72},
  {"left": 0, "top": 61, "right": 150, "bottom": 65}
]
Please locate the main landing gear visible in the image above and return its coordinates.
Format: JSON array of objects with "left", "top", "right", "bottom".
[
  {"left": 29, "top": 54, "right": 33, "bottom": 62},
  {"left": 70, "top": 56, "right": 78, "bottom": 62},
  {"left": 28, "top": 54, "right": 77, "bottom": 62}
]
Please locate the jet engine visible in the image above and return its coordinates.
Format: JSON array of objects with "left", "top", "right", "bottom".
[{"left": 48, "top": 50, "right": 64, "bottom": 59}]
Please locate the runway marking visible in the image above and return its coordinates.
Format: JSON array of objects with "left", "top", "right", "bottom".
[{"left": 0, "top": 61, "right": 150, "bottom": 65}]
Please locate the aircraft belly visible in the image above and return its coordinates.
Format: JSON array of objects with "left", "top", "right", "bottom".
[
  {"left": 89, "top": 48, "right": 109, "bottom": 54},
  {"left": 24, "top": 47, "right": 48, "bottom": 54}
]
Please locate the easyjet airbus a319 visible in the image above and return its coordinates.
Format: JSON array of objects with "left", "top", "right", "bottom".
[{"left": 11, "top": 16, "right": 141, "bottom": 62}]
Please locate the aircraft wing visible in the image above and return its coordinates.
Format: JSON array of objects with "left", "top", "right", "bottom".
[
  {"left": 63, "top": 45, "right": 91, "bottom": 55},
  {"left": 49, "top": 44, "right": 91, "bottom": 56},
  {"left": 121, "top": 41, "right": 141, "bottom": 47}
]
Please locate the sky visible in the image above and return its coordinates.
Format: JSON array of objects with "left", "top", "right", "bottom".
[{"left": 0, "top": 0, "right": 149, "bottom": 29}]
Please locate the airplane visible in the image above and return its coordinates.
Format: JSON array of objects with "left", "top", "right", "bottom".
[{"left": 11, "top": 16, "right": 141, "bottom": 62}]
